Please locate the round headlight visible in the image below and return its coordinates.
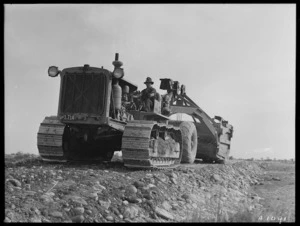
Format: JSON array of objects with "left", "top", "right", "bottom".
[
  {"left": 48, "top": 66, "right": 60, "bottom": 77},
  {"left": 113, "top": 68, "right": 124, "bottom": 79}
]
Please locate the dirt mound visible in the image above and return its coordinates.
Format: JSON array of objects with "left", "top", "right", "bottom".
[{"left": 4, "top": 153, "right": 292, "bottom": 222}]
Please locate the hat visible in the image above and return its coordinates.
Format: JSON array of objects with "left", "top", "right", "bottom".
[{"left": 144, "top": 77, "right": 154, "bottom": 84}]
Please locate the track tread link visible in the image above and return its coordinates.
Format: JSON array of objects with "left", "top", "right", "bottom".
[
  {"left": 37, "top": 116, "right": 67, "bottom": 162},
  {"left": 122, "top": 120, "right": 183, "bottom": 169}
]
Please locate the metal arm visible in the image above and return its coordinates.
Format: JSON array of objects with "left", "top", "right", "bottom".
[{"left": 169, "top": 93, "right": 218, "bottom": 140}]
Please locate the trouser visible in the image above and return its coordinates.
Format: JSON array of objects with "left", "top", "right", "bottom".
[{"left": 143, "top": 99, "right": 153, "bottom": 112}]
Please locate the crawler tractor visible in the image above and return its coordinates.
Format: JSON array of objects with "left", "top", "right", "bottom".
[{"left": 37, "top": 53, "right": 233, "bottom": 168}]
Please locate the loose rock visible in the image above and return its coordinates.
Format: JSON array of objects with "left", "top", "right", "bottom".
[
  {"left": 126, "top": 185, "right": 138, "bottom": 195},
  {"left": 94, "top": 183, "right": 106, "bottom": 190},
  {"left": 71, "top": 215, "right": 85, "bottom": 223},
  {"left": 162, "top": 201, "right": 172, "bottom": 211},
  {"left": 126, "top": 196, "right": 141, "bottom": 204},
  {"left": 123, "top": 200, "right": 129, "bottom": 205},
  {"left": 41, "top": 218, "right": 51, "bottom": 223},
  {"left": 212, "top": 174, "right": 222, "bottom": 182},
  {"left": 86, "top": 210, "right": 92, "bottom": 215},
  {"left": 88, "top": 192, "right": 98, "bottom": 199},
  {"left": 73, "top": 207, "right": 85, "bottom": 215},
  {"left": 133, "top": 181, "right": 145, "bottom": 189},
  {"left": 155, "top": 207, "right": 174, "bottom": 221},
  {"left": 68, "top": 196, "right": 88, "bottom": 206},
  {"left": 50, "top": 211, "right": 63, "bottom": 218},
  {"left": 106, "top": 215, "right": 114, "bottom": 221},
  {"left": 123, "top": 205, "right": 139, "bottom": 219},
  {"left": 143, "top": 194, "right": 152, "bottom": 200},
  {"left": 170, "top": 178, "right": 177, "bottom": 184},
  {"left": 40, "top": 194, "right": 53, "bottom": 203},
  {"left": 182, "top": 193, "right": 191, "bottom": 200},
  {"left": 7, "top": 178, "right": 22, "bottom": 187},
  {"left": 272, "top": 177, "right": 281, "bottom": 181},
  {"left": 46, "top": 192, "right": 55, "bottom": 197},
  {"left": 99, "top": 200, "right": 111, "bottom": 209},
  {"left": 165, "top": 171, "right": 178, "bottom": 179},
  {"left": 4, "top": 217, "right": 11, "bottom": 223},
  {"left": 30, "top": 217, "right": 42, "bottom": 222}
]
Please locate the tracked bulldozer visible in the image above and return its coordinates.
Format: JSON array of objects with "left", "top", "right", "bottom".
[{"left": 37, "top": 53, "right": 233, "bottom": 168}]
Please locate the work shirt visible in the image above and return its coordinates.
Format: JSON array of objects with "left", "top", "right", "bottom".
[{"left": 141, "top": 87, "right": 156, "bottom": 101}]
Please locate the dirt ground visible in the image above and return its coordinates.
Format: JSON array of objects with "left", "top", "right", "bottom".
[
  {"left": 250, "top": 161, "right": 295, "bottom": 222},
  {"left": 4, "top": 153, "right": 295, "bottom": 223},
  {"left": 182, "top": 158, "right": 295, "bottom": 222}
]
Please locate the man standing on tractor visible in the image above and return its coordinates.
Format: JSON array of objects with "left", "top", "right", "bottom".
[{"left": 141, "top": 77, "right": 156, "bottom": 112}]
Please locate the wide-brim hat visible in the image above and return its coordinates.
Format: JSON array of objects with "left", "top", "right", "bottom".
[{"left": 144, "top": 77, "right": 154, "bottom": 84}]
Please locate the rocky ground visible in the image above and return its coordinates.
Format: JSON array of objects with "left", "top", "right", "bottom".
[{"left": 4, "top": 152, "right": 295, "bottom": 223}]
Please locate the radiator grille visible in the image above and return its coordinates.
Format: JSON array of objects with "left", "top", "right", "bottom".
[{"left": 60, "top": 72, "right": 107, "bottom": 115}]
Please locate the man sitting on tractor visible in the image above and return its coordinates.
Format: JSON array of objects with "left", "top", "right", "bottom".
[{"left": 141, "top": 77, "right": 157, "bottom": 112}]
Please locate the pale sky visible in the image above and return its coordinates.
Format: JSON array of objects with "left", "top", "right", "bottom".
[{"left": 5, "top": 4, "right": 295, "bottom": 159}]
